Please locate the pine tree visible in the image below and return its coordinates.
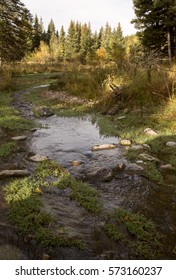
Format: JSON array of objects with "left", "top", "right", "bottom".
[
  {"left": 65, "top": 20, "right": 76, "bottom": 59},
  {"left": 80, "top": 23, "right": 92, "bottom": 63},
  {"left": 132, "top": 0, "right": 176, "bottom": 61},
  {"left": 32, "top": 15, "right": 44, "bottom": 50},
  {"left": 0, "top": 0, "right": 32, "bottom": 62},
  {"left": 46, "top": 19, "right": 56, "bottom": 44},
  {"left": 58, "top": 25, "right": 65, "bottom": 59}
]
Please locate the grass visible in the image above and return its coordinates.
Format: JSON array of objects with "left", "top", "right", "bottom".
[
  {"left": 104, "top": 208, "right": 162, "bottom": 259},
  {"left": 3, "top": 162, "right": 85, "bottom": 249},
  {"left": 50, "top": 68, "right": 109, "bottom": 100},
  {"left": 0, "top": 90, "right": 35, "bottom": 131},
  {"left": 0, "top": 142, "right": 16, "bottom": 158},
  {"left": 55, "top": 174, "right": 102, "bottom": 215},
  {"left": 144, "top": 163, "right": 164, "bottom": 185}
]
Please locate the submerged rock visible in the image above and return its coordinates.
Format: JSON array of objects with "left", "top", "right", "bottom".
[
  {"left": 0, "top": 169, "right": 30, "bottom": 178},
  {"left": 85, "top": 167, "right": 114, "bottom": 182},
  {"left": 92, "top": 144, "right": 117, "bottom": 151},
  {"left": 29, "top": 154, "right": 48, "bottom": 162},
  {"left": 71, "top": 161, "right": 83, "bottom": 167}
]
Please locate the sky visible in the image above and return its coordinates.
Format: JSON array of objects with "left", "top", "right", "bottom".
[{"left": 21, "top": 0, "right": 137, "bottom": 36}]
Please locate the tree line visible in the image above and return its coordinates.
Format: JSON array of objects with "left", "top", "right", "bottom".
[
  {"left": 1, "top": 0, "right": 176, "bottom": 64},
  {"left": 0, "top": 0, "right": 124, "bottom": 64}
]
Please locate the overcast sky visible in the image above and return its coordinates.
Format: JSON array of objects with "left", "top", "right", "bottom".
[{"left": 21, "top": 0, "right": 136, "bottom": 36}]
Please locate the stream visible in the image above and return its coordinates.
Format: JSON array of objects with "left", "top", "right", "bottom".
[{"left": 0, "top": 84, "right": 176, "bottom": 260}]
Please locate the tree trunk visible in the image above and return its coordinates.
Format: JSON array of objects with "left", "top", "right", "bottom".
[{"left": 167, "top": 27, "right": 172, "bottom": 63}]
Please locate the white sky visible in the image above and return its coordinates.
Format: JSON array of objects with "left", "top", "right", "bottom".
[{"left": 21, "top": 0, "right": 136, "bottom": 36}]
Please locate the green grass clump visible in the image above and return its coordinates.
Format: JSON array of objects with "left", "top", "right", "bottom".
[
  {"left": 36, "top": 160, "right": 65, "bottom": 179},
  {"left": 36, "top": 228, "right": 84, "bottom": 248},
  {"left": 104, "top": 208, "right": 161, "bottom": 259},
  {"left": 4, "top": 178, "right": 37, "bottom": 203},
  {"left": 0, "top": 142, "right": 16, "bottom": 158},
  {"left": 55, "top": 175, "right": 102, "bottom": 215},
  {"left": 0, "top": 115, "right": 34, "bottom": 130},
  {"left": 4, "top": 175, "right": 84, "bottom": 249},
  {"left": 144, "top": 163, "right": 164, "bottom": 185},
  {"left": 104, "top": 224, "right": 122, "bottom": 241}
]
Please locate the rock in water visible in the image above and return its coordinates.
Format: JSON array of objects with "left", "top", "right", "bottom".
[
  {"left": 71, "top": 161, "right": 83, "bottom": 167},
  {"left": 29, "top": 154, "right": 48, "bottom": 162},
  {"left": 120, "top": 139, "right": 132, "bottom": 146},
  {"left": 85, "top": 167, "right": 114, "bottom": 182},
  {"left": 125, "top": 163, "right": 144, "bottom": 173},
  {"left": 0, "top": 170, "right": 30, "bottom": 178},
  {"left": 92, "top": 144, "right": 117, "bottom": 151}
]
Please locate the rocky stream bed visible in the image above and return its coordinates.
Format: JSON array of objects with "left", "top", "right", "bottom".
[{"left": 0, "top": 85, "right": 176, "bottom": 260}]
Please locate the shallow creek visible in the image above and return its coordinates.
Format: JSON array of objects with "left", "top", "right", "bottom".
[{"left": 0, "top": 85, "right": 176, "bottom": 259}]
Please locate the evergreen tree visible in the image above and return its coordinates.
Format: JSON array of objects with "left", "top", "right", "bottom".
[
  {"left": 32, "top": 15, "right": 43, "bottom": 50},
  {"left": 46, "top": 19, "right": 56, "bottom": 44},
  {"left": 0, "top": 0, "right": 32, "bottom": 62},
  {"left": 58, "top": 25, "right": 65, "bottom": 58},
  {"left": 101, "top": 22, "right": 112, "bottom": 51},
  {"left": 132, "top": 0, "right": 176, "bottom": 61},
  {"left": 80, "top": 23, "right": 92, "bottom": 63},
  {"left": 65, "top": 20, "right": 76, "bottom": 59}
]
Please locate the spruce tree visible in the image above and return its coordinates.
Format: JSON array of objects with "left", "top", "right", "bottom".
[
  {"left": 132, "top": 0, "right": 176, "bottom": 61},
  {"left": 58, "top": 25, "right": 65, "bottom": 59},
  {"left": 0, "top": 0, "right": 32, "bottom": 62}
]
